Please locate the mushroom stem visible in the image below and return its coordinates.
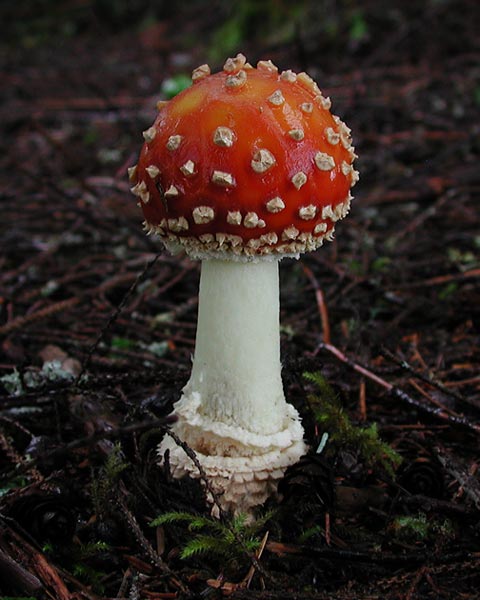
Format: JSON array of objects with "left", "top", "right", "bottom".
[
  {"left": 159, "top": 258, "right": 307, "bottom": 513},
  {"left": 188, "top": 258, "right": 285, "bottom": 435}
]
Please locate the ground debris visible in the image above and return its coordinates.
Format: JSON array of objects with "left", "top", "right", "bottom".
[{"left": 1, "top": 1, "right": 479, "bottom": 598}]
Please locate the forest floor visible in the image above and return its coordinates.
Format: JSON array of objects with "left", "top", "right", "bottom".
[{"left": 0, "top": 1, "right": 479, "bottom": 599}]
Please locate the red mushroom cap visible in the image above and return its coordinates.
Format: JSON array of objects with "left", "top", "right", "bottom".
[{"left": 131, "top": 54, "right": 358, "bottom": 259}]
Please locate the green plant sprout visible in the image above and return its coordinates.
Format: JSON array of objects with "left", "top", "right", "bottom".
[{"left": 150, "top": 510, "right": 273, "bottom": 562}]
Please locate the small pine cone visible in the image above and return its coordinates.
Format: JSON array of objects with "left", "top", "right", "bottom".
[
  {"left": 6, "top": 492, "right": 77, "bottom": 544},
  {"left": 397, "top": 457, "right": 444, "bottom": 499},
  {"left": 278, "top": 453, "right": 335, "bottom": 510}
]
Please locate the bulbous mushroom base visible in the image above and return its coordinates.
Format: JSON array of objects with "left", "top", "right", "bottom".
[{"left": 158, "top": 393, "right": 307, "bottom": 515}]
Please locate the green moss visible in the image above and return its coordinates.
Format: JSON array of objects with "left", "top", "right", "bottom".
[
  {"left": 91, "top": 443, "right": 128, "bottom": 517},
  {"left": 391, "top": 513, "right": 454, "bottom": 542},
  {"left": 304, "top": 371, "right": 402, "bottom": 477}
]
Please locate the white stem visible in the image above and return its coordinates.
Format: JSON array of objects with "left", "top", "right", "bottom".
[
  {"left": 161, "top": 258, "right": 307, "bottom": 513},
  {"left": 184, "top": 258, "right": 286, "bottom": 435}
]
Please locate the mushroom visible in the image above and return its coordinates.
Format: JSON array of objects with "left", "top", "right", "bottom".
[{"left": 131, "top": 54, "right": 358, "bottom": 514}]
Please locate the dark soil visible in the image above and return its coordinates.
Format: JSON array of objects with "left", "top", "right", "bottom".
[{"left": 0, "top": 1, "right": 479, "bottom": 599}]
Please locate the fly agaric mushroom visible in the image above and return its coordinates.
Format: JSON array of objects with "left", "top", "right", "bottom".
[{"left": 131, "top": 54, "right": 358, "bottom": 514}]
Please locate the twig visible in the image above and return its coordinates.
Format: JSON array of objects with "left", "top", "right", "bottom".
[
  {"left": 0, "top": 256, "right": 162, "bottom": 340},
  {"left": 0, "top": 365, "right": 186, "bottom": 407},
  {"left": 408, "top": 378, "right": 462, "bottom": 418},
  {"left": 226, "top": 591, "right": 337, "bottom": 600},
  {"left": 34, "top": 552, "right": 72, "bottom": 600},
  {"left": 444, "top": 375, "right": 480, "bottom": 388},
  {"left": 390, "top": 192, "right": 450, "bottom": 244},
  {"left": 1, "top": 524, "right": 71, "bottom": 600},
  {"left": 401, "top": 493, "right": 478, "bottom": 519},
  {"left": 302, "top": 265, "right": 331, "bottom": 344},
  {"left": 0, "top": 548, "right": 43, "bottom": 595},
  {"left": 381, "top": 346, "right": 473, "bottom": 407},
  {"left": 0, "top": 297, "right": 80, "bottom": 337},
  {"left": 405, "top": 566, "right": 429, "bottom": 600},
  {"left": 390, "top": 267, "right": 480, "bottom": 290},
  {"left": 243, "top": 530, "right": 269, "bottom": 589},
  {"left": 205, "top": 530, "right": 270, "bottom": 596},
  {"left": 361, "top": 188, "right": 425, "bottom": 206},
  {"left": 113, "top": 494, "right": 191, "bottom": 596},
  {"left": 324, "top": 512, "right": 331, "bottom": 546},
  {"left": 267, "top": 541, "right": 475, "bottom": 568},
  {"left": 75, "top": 253, "right": 161, "bottom": 384},
  {"left": 163, "top": 428, "right": 227, "bottom": 519},
  {"left": 359, "top": 378, "right": 367, "bottom": 421},
  {"left": 435, "top": 448, "right": 480, "bottom": 510},
  {"left": 315, "top": 342, "right": 480, "bottom": 434},
  {"left": 116, "top": 567, "right": 132, "bottom": 599},
  {"left": 11, "top": 417, "right": 176, "bottom": 475},
  {"left": 315, "top": 342, "right": 392, "bottom": 388}
]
